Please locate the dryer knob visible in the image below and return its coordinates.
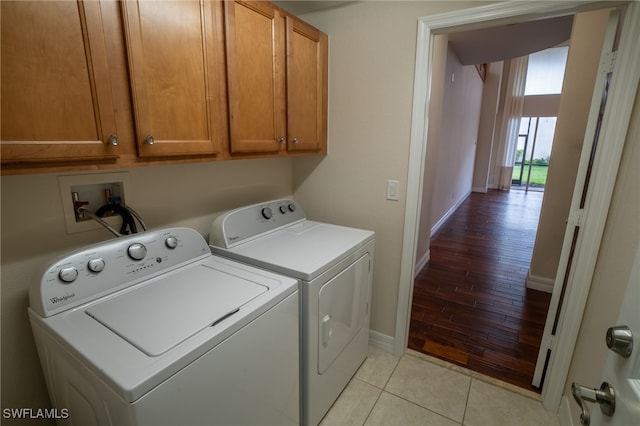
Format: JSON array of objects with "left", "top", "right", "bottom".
[
  {"left": 58, "top": 266, "right": 78, "bottom": 283},
  {"left": 261, "top": 207, "right": 273, "bottom": 220},
  {"left": 128, "top": 243, "right": 147, "bottom": 261},
  {"left": 288, "top": 203, "right": 296, "bottom": 212},
  {"left": 279, "top": 205, "right": 288, "bottom": 214},
  {"left": 165, "top": 236, "right": 178, "bottom": 249}
]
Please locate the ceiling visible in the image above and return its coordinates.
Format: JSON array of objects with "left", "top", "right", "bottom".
[
  {"left": 448, "top": 15, "right": 574, "bottom": 65},
  {"left": 273, "top": 1, "right": 355, "bottom": 16},
  {"left": 273, "top": 1, "right": 574, "bottom": 65}
]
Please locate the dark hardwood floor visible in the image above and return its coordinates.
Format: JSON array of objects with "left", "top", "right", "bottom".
[{"left": 409, "top": 189, "right": 551, "bottom": 393}]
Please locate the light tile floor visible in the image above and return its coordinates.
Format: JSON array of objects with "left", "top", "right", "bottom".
[{"left": 320, "top": 347, "right": 560, "bottom": 426}]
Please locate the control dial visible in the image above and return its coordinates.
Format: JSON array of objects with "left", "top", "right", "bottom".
[
  {"left": 165, "top": 236, "right": 178, "bottom": 249},
  {"left": 279, "top": 205, "right": 288, "bottom": 214},
  {"left": 127, "top": 243, "right": 147, "bottom": 261},
  {"left": 288, "top": 203, "right": 296, "bottom": 212},
  {"left": 261, "top": 207, "right": 273, "bottom": 220},
  {"left": 58, "top": 266, "right": 78, "bottom": 283},
  {"left": 87, "top": 258, "right": 106, "bottom": 273}
]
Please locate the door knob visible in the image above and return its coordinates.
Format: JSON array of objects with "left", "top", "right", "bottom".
[
  {"left": 571, "top": 382, "right": 615, "bottom": 425},
  {"left": 606, "top": 325, "right": 633, "bottom": 358}
]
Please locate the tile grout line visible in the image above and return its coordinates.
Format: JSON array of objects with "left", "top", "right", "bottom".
[{"left": 461, "top": 377, "right": 473, "bottom": 426}]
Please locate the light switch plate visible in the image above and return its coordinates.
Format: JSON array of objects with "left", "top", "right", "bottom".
[{"left": 386, "top": 180, "right": 400, "bottom": 201}]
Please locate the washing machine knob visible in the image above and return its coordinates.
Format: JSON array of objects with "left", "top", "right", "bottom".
[
  {"left": 87, "top": 258, "right": 106, "bottom": 273},
  {"left": 261, "top": 207, "right": 273, "bottom": 220},
  {"left": 288, "top": 203, "right": 296, "bottom": 212},
  {"left": 128, "top": 243, "right": 147, "bottom": 261},
  {"left": 165, "top": 236, "right": 178, "bottom": 249},
  {"left": 279, "top": 205, "right": 288, "bottom": 214},
  {"left": 58, "top": 266, "right": 78, "bottom": 283}
]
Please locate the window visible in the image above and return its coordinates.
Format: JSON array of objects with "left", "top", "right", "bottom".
[{"left": 524, "top": 46, "right": 569, "bottom": 95}]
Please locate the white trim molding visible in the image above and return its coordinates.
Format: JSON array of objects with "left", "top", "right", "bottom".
[
  {"left": 414, "top": 250, "right": 430, "bottom": 277},
  {"left": 472, "top": 186, "right": 488, "bottom": 193},
  {"left": 430, "top": 190, "right": 471, "bottom": 237},
  {"left": 368, "top": 330, "right": 395, "bottom": 354},
  {"left": 526, "top": 270, "right": 554, "bottom": 293},
  {"left": 559, "top": 395, "right": 575, "bottom": 426}
]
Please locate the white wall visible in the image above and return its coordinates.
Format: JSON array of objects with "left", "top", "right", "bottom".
[
  {"left": 1, "top": 158, "right": 293, "bottom": 421},
  {"left": 430, "top": 46, "right": 483, "bottom": 230},
  {"left": 293, "top": 1, "right": 489, "bottom": 339}
]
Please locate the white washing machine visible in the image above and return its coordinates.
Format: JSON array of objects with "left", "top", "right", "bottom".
[
  {"left": 209, "top": 199, "right": 375, "bottom": 426},
  {"left": 29, "top": 227, "right": 299, "bottom": 426}
]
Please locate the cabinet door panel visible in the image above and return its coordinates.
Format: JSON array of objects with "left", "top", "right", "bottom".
[
  {"left": 122, "top": 0, "right": 226, "bottom": 157},
  {"left": 286, "top": 17, "right": 327, "bottom": 153},
  {"left": 1, "top": 1, "right": 119, "bottom": 163},
  {"left": 225, "top": 1, "right": 285, "bottom": 153}
]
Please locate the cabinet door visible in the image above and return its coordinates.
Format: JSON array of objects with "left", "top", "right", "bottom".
[
  {"left": 286, "top": 16, "right": 328, "bottom": 153},
  {"left": 225, "top": 1, "right": 286, "bottom": 154},
  {"left": 122, "top": 0, "right": 227, "bottom": 157},
  {"left": 1, "top": 1, "right": 119, "bottom": 163}
]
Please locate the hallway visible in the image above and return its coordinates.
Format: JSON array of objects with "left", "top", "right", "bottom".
[{"left": 409, "top": 190, "right": 552, "bottom": 392}]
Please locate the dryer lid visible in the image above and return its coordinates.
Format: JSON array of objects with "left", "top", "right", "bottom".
[{"left": 85, "top": 265, "right": 267, "bottom": 356}]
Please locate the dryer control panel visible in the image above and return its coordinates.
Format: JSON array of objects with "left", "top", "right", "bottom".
[
  {"left": 210, "top": 199, "right": 306, "bottom": 248},
  {"left": 30, "top": 227, "right": 211, "bottom": 317}
]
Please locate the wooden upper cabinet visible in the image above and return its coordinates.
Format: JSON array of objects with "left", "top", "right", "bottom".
[
  {"left": 1, "top": 1, "right": 120, "bottom": 163},
  {"left": 225, "top": 1, "right": 286, "bottom": 154},
  {"left": 225, "top": 1, "right": 327, "bottom": 155},
  {"left": 286, "top": 16, "right": 328, "bottom": 153},
  {"left": 121, "top": 0, "right": 227, "bottom": 158}
]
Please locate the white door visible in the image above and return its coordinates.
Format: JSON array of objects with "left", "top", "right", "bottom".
[
  {"left": 532, "top": 8, "right": 622, "bottom": 388},
  {"left": 588, "top": 246, "right": 640, "bottom": 425}
]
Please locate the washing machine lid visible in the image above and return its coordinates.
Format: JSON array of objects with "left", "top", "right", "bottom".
[
  {"left": 216, "top": 221, "right": 374, "bottom": 281},
  {"left": 85, "top": 264, "right": 267, "bottom": 356}
]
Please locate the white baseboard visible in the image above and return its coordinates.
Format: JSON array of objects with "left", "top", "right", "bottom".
[
  {"left": 431, "top": 190, "right": 471, "bottom": 236},
  {"left": 368, "top": 330, "right": 395, "bottom": 353},
  {"left": 415, "top": 250, "right": 430, "bottom": 276},
  {"left": 559, "top": 395, "right": 574, "bottom": 426},
  {"left": 526, "top": 269, "right": 555, "bottom": 293},
  {"left": 472, "top": 186, "right": 488, "bottom": 193}
]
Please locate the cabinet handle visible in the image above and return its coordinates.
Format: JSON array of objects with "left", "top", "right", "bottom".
[
  {"left": 292, "top": 137, "right": 299, "bottom": 144},
  {"left": 144, "top": 135, "right": 155, "bottom": 145},
  {"left": 108, "top": 135, "right": 119, "bottom": 146},
  {"left": 278, "top": 137, "right": 285, "bottom": 144}
]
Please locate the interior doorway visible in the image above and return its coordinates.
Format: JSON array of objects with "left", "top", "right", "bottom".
[
  {"left": 408, "top": 16, "right": 572, "bottom": 392},
  {"left": 396, "top": 1, "right": 640, "bottom": 414}
]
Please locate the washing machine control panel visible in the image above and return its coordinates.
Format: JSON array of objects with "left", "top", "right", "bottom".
[
  {"left": 30, "top": 227, "right": 211, "bottom": 317},
  {"left": 209, "top": 199, "right": 306, "bottom": 248}
]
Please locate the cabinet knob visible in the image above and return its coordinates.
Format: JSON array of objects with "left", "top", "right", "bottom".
[
  {"left": 144, "top": 135, "right": 155, "bottom": 145},
  {"left": 292, "top": 137, "right": 299, "bottom": 144},
  {"left": 108, "top": 135, "right": 119, "bottom": 146},
  {"left": 278, "top": 137, "right": 285, "bottom": 144}
]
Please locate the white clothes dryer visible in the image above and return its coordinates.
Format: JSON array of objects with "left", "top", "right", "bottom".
[
  {"left": 209, "top": 200, "right": 375, "bottom": 426},
  {"left": 29, "top": 227, "right": 299, "bottom": 426}
]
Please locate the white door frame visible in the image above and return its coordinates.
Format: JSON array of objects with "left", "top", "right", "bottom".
[{"left": 395, "top": 0, "right": 640, "bottom": 413}]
